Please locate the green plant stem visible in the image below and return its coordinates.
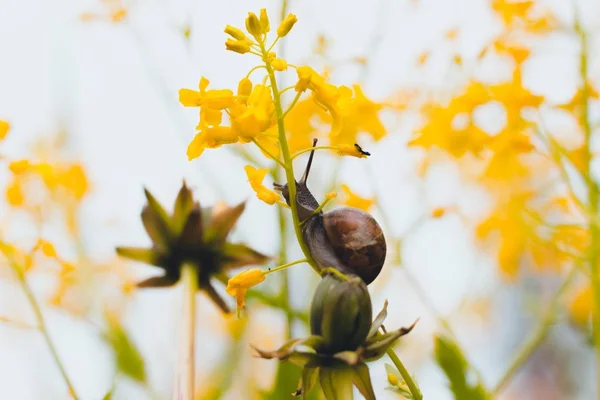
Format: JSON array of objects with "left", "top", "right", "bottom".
[
  {"left": 576, "top": 19, "right": 600, "bottom": 399},
  {"left": 9, "top": 262, "right": 79, "bottom": 399},
  {"left": 266, "top": 258, "right": 307, "bottom": 275},
  {"left": 492, "top": 266, "right": 578, "bottom": 395},
  {"left": 261, "top": 42, "right": 319, "bottom": 274},
  {"left": 176, "top": 263, "right": 198, "bottom": 400},
  {"left": 282, "top": 91, "right": 302, "bottom": 119},
  {"left": 386, "top": 348, "right": 422, "bottom": 400},
  {"left": 291, "top": 146, "right": 338, "bottom": 160}
]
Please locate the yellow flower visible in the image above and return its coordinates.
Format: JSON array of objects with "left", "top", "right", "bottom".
[
  {"left": 244, "top": 165, "right": 280, "bottom": 205},
  {"left": 295, "top": 66, "right": 318, "bottom": 92},
  {"left": 58, "top": 164, "right": 89, "bottom": 200},
  {"left": 9, "top": 159, "right": 32, "bottom": 174},
  {"left": 226, "top": 268, "right": 266, "bottom": 308},
  {"left": 329, "top": 85, "right": 386, "bottom": 146},
  {"left": 340, "top": 184, "right": 375, "bottom": 212},
  {"left": 231, "top": 85, "right": 275, "bottom": 141},
  {"left": 284, "top": 98, "right": 328, "bottom": 153},
  {"left": 387, "top": 373, "right": 399, "bottom": 386},
  {"left": 0, "top": 120, "right": 9, "bottom": 141},
  {"left": 336, "top": 143, "right": 370, "bottom": 158},
  {"left": 179, "top": 77, "right": 234, "bottom": 109},
  {"left": 277, "top": 13, "right": 297, "bottom": 37}
]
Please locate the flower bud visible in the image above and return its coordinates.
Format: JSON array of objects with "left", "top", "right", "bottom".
[
  {"left": 310, "top": 274, "right": 372, "bottom": 353},
  {"left": 237, "top": 78, "right": 253, "bottom": 97},
  {"left": 245, "top": 12, "right": 262, "bottom": 38},
  {"left": 271, "top": 58, "right": 288, "bottom": 71},
  {"left": 225, "top": 39, "right": 251, "bottom": 54},
  {"left": 277, "top": 13, "right": 297, "bottom": 37},
  {"left": 224, "top": 25, "right": 250, "bottom": 42},
  {"left": 259, "top": 9, "right": 270, "bottom": 33}
]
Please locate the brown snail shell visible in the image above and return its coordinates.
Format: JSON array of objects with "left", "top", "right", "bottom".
[{"left": 322, "top": 207, "right": 386, "bottom": 285}]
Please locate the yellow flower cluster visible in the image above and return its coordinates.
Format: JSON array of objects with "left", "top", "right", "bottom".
[
  {"left": 178, "top": 9, "right": 388, "bottom": 205},
  {"left": 6, "top": 160, "right": 89, "bottom": 207}
]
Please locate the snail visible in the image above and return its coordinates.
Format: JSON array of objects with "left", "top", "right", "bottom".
[{"left": 274, "top": 139, "right": 386, "bottom": 285}]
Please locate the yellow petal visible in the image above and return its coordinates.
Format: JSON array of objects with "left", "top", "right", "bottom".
[
  {"left": 203, "top": 89, "right": 235, "bottom": 110},
  {"left": 179, "top": 89, "right": 202, "bottom": 107},
  {"left": 226, "top": 268, "right": 266, "bottom": 294},
  {"left": 340, "top": 184, "right": 375, "bottom": 212},
  {"left": 336, "top": 143, "right": 370, "bottom": 158},
  {"left": 187, "top": 133, "right": 207, "bottom": 160},
  {"left": 204, "top": 126, "right": 238, "bottom": 148}
]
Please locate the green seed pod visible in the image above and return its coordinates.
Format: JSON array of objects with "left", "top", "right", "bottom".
[{"left": 310, "top": 274, "right": 373, "bottom": 353}]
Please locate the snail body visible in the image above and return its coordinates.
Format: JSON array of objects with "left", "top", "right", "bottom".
[{"left": 274, "top": 140, "right": 386, "bottom": 284}]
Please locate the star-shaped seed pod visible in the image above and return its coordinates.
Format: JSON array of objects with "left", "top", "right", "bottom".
[
  {"left": 116, "top": 182, "right": 269, "bottom": 312},
  {"left": 253, "top": 274, "right": 416, "bottom": 399}
]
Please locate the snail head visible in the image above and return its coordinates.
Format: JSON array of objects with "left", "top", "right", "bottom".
[{"left": 273, "top": 138, "right": 320, "bottom": 221}]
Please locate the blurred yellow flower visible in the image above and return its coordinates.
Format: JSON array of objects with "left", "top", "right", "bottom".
[
  {"left": 431, "top": 208, "right": 446, "bottom": 218},
  {"left": 244, "top": 165, "right": 280, "bottom": 205},
  {"left": 226, "top": 268, "right": 266, "bottom": 308},
  {"left": 37, "top": 239, "right": 57, "bottom": 258},
  {"left": 340, "top": 184, "right": 375, "bottom": 212},
  {"left": 0, "top": 120, "right": 9, "bottom": 141},
  {"left": 569, "top": 286, "right": 592, "bottom": 326},
  {"left": 6, "top": 181, "right": 24, "bottom": 206}
]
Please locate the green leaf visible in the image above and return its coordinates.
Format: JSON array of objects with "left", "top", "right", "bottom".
[
  {"left": 115, "top": 247, "right": 157, "bottom": 266},
  {"left": 301, "top": 367, "right": 319, "bottom": 397},
  {"left": 220, "top": 242, "right": 270, "bottom": 269},
  {"left": 205, "top": 201, "right": 246, "bottom": 245},
  {"left": 319, "top": 367, "right": 354, "bottom": 400},
  {"left": 363, "top": 322, "right": 416, "bottom": 361},
  {"left": 352, "top": 363, "right": 376, "bottom": 400},
  {"left": 104, "top": 313, "right": 146, "bottom": 383},
  {"left": 368, "top": 300, "right": 388, "bottom": 339},
  {"left": 141, "top": 202, "right": 172, "bottom": 249},
  {"left": 172, "top": 182, "right": 195, "bottom": 233},
  {"left": 178, "top": 206, "right": 204, "bottom": 246},
  {"left": 261, "top": 362, "right": 302, "bottom": 400},
  {"left": 434, "top": 335, "right": 488, "bottom": 400}
]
